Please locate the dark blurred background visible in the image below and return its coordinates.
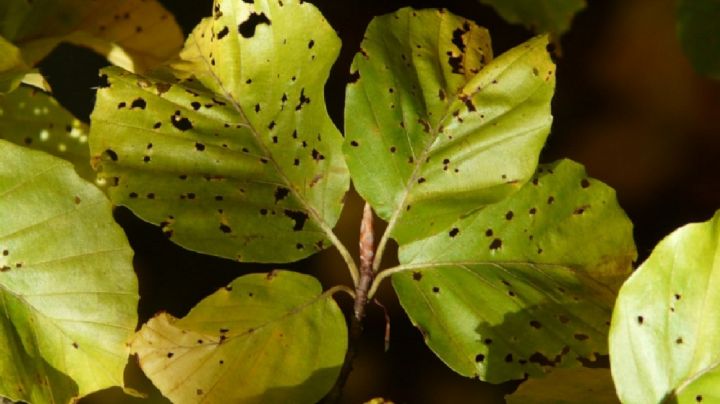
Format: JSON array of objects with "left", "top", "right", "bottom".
[{"left": 38, "top": 0, "right": 720, "bottom": 402}]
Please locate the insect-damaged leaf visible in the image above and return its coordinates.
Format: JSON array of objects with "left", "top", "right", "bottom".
[
  {"left": 0, "top": 0, "right": 183, "bottom": 74},
  {"left": 393, "top": 160, "right": 636, "bottom": 382},
  {"left": 131, "top": 270, "right": 347, "bottom": 404},
  {"left": 0, "top": 141, "right": 137, "bottom": 403},
  {"left": 477, "top": 0, "right": 586, "bottom": 36},
  {"left": 610, "top": 211, "right": 720, "bottom": 403},
  {"left": 0, "top": 86, "right": 94, "bottom": 184},
  {"left": 89, "top": 0, "right": 348, "bottom": 263},
  {"left": 344, "top": 8, "right": 555, "bottom": 246},
  {"left": 506, "top": 367, "right": 618, "bottom": 404}
]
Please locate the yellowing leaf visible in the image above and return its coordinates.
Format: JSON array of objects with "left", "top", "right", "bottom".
[
  {"left": 131, "top": 271, "right": 347, "bottom": 404},
  {"left": 0, "top": 140, "right": 138, "bottom": 403}
]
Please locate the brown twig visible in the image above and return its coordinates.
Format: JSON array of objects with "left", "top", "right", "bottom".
[{"left": 324, "top": 203, "right": 376, "bottom": 403}]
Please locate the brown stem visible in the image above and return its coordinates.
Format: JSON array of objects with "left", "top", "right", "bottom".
[{"left": 324, "top": 203, "right": 375, "bottom": 403}]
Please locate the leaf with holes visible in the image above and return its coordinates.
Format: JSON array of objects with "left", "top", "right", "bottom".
[
  {"left": 89, "top": 0, "right": 348, "bottom": 263},
  {"left": 0, "top": 140, "right": 137, "bottom": 403},
  {"left": 1, "top": 0, "right": 182, "bottom": 74},
  {"left": 0, "top": 86, "right": 94, "bottom": 184},
  {"left": 610, "top": 211, "right": 720, "bottom": 403},
  {"left": 344, "top": 8, "right": 555, "bottom": 246},
  {"left": 677, "top": 0, "right": 720, "bottom": 80},
  {"left": 392, "top": 160, "right": 636, "bottom": 382},
  {"left": 131, "top": 270, "right": 347, "bottom": 404},
  {"left": 506, "top": 368, "right": 618, "bottom": 403},
  {"left": 477, "top": 0, "right": 586, "bottom": 36}
]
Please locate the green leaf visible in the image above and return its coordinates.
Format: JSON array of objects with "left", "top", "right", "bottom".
[
  {"left": 0, "top": 36, "right": 29, "bottom": 94},
  {"left": 392, "top": 160, "right": 636, "bottom": 382},
  {"left": 677, "top": 0, "right": 720, "bottom": 80},
  {"left": 477, "top": 0, "right": 586, "bottom": 35},
  {"left": 131, "top": 270, "right": 347, "bottom": 404},
  {"left": 610, "top": 211, "right": 720, "bottom": 403},
  {"left": 0, "top": 140, "right": 138, "bottom": 403},
  {"left": 89, "top": 0, "right": 349, "bottom": 263},
  {"left": 0, "top": 86, "right": 95, "bottom": 184},
  {"left": 506, "top": 367, "right": 618, "bottom": 404},
  {"left": 1, "top": 0, "right": 183, "bottom": 74},
  {"left": 344, "top": 8, "right": 555, "bottom": 245}
]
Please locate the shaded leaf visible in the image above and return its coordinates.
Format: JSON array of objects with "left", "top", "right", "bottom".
[
  {"left": 344, "top": 8, "right": 555, "bottom": 245},
  {"left": 393, "top": 160, "right": 636, "bottom": 382},
  {"left": 1, "top": 0, "right": 182, "bottom": 74},
  {"left": 610, "top": 211, "right": 720, "bottom": 403},
  {"left": 131, "top": 270, "right": 347, "bottom": 404},
  {"left": 89, "top": 0, "right": 349, "bottom": 263},
  {"left": 0, "top": 36, "right": 29, "bottom": 94},
  {"left": 506, "top": 367, "right": 618, "bottom": 403},
  {"left": 677, "top": 0, "right": 720, "bottom": 80},
  {"left": 478, "top": 0, "right": 586, "bottom": 35},
  {"left": 0, "top": 86, "right": 94, "bottom": 183},
  {"left": 0, "top": 140, "right": 138, "bottom": 403}
]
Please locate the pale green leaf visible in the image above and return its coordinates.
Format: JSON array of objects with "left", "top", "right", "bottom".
[
  {"left": 0, "top": 140, "right": 138, "bottom": 403},
  {"left": 677, "top": 0, "right": 720, "bottom": 80},
  {"left": 89, "top": 0, "right": 349, "bottom": 263},
  {"left": 0, "top": 36, "right": 29, "bottom": 94},
  {"left": 506, "top": 367, "right": 618, "bottom": 403},
  {"left": 478, "top": 0, "right": 586, "bottom": 35},
  {"left": 131, "top": 270, "right": 347, "bottom": 404},
  {"left": 610, "top": 211, "right": 720, "bottom": 403},
  {"left": 344, "top": 8, "right": 555, "bottom": 245},
  {"left": 0, "top": 86, "right": 94, "bottom": 183},
  {"left": 1, "top": 0, "right": 183, "bottom": 73},
  {"left": 393, "top": 160, "right": 636, "bottom": 382}
]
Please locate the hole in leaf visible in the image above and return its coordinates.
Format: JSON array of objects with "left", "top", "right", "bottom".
[
  {"left": 284, "top": 210, "right": 308, "bottom": 231},
  {"left": 238, "top": 13, "right": 271, "bottom": 38},
  {"left": 475, "top": 354, "right": 485, "bottom": 363},
  {"left": 449, "top": 228, "right": 459, "bottom": 237},
  {"left": 412, "top": 272, "right": 422, "bottom": 281}
]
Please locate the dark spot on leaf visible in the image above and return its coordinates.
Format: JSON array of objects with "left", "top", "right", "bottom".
[
  {"left": 449, "top": 228, "right": 459, "bottom": 238},
  {"left": 190, "top": 101, "right": 201, "bottom": 111},
  {"left": 418, "top": 119, "right": 431, "bottom": 133},
  {"left": 308, "top": 39, "right": 314, "bottom": 49},
  {"left": 171, "top": 114, "right": 193, "bottom": 131},
  {"left": 558, "top": 315, "right": 570, "bottom": 324},
  {"left": 72, "top": 342, "right": 79, "bottom": 349},
  {"left": 547, "top": 196, "right": 555, "bottom": 205},
  {"left": 104, "top": 149, "right": 118, "bottom": 161},
  {"left": 217, "top": 25, "right": 229, "bottom": 39},
  {"left": 117, "top": 102, "right": 126, "bottom": 109},
  {"left": 260, "top": 208, "right": 268, "bottom": 215},
  {"left": 2, "top": 250, "right": 7, "bottom": 256},
  {"left": 637, "top": 315, "right": 644, "bottom": 325},
  {"left": 438, "top": 88, "right": 446, "bottom": 101},
  {"left": 697, "top": 395, "right": 703, "bottom": 402},
  {"left": 505, "top": 211, "right": 514, "bottom": 220},
  {"left": 505, "top": 354, "right": 513, "bottom": 363},
  {"left": 274, "top": 187, "right": 289, "bottom": 203},
  {"left": 412, "top": 272, "right": 422, "bottom": 281},
  {"left": 530, "top": 320, "right": 542, "bottom": 329},
  {"left": 573, "top": 206, "right": 587, "bottom": 215},
  {"left": 143, "top": 156, "right": 151, "bottom": 163},
  {"left": 129, "top": 192, "right": 138, "bottom": 198},
  {"left": 268, "top": 121, "right": 276, "bottom": 130},
  {"left": 489, "top": 238, "right": 502, "bottom": 250},
  {"left": 483, "top": 338, "right": 492, "bottom": 345},
  {"left": 676, "top": 337, "right": 683, "bottom": 344},
  {"left": 675, "top": 293, "right": 682, "bottom": 300},
  {"left": 581, "top": 178, "right": 590, "bottom": 188},
  {"left": 296, "top": 243, "right": 304, "bottom": 249},
  {"left": 311, "top": 149, "right": 324, "bottom": 161},
  {"left": 447, "top": 51, "right": 464, "bottom": 74},
  {"left": 238, "top": 12, "right": 270, "bottom": 38},
  {"left": 459, "top": 94, "right": 476, "bottom": 111},
  {"left": 417, "top": 177, "right": 426, "bottom": 184},
  {"left": 195, "top": 142, "right": 205, "bottom": 151},
  {"left": 167, "top": 352, "right": 174, "bottom": 358},
  {"left": 451, "top": 22, "right": 471, "bottom": 52},
  {"left": 350, "top": 140, "right": 359, "bottom": 147},
  {"left": 24, "top": 137, "right": 32, "bottom": 144},
  {"left": 131, "top": 98, "right": 146, "bottom": 109},
  {"left": 147, "top": 193, "right": 155, "bottom": 199},
  {"left": 284, "top": 210, "right": 308, "bottom": 231},
  {"left": 293, "top": 158, "right": 300, "bottom": 166},
  {"left": 220, "top": 224, "right": 232, "bottom": 233},
  {"left": 574, "top": 333, "right": 589, "bottom": 341},
  {"left": 296, "top": 88, "right": 310, "bottom": 110},
  {"left": 390, "top": 146, "right": 396, "bottom": 153},
  {"left": 475, "top": 353, "right": 485, "bottom": 363},
  {"left": 432, "top": 286, "right": 440, "bottom": 293},
  {"left": 196, "top": 389, "right": 203, "bottom": 396}
]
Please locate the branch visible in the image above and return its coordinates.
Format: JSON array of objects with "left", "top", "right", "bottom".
[{"left": 324, "top": 203, "right": 375, "bottom": 403}]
